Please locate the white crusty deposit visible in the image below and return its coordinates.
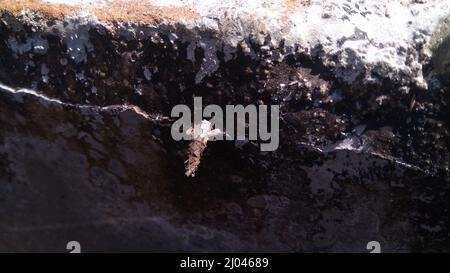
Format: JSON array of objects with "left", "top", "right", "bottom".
[
  {"left": 142, "top": 0, "right": 449, "bottom": 87},
  {"left": 12, "top": 0, "right": 450, "bottom": 87}
]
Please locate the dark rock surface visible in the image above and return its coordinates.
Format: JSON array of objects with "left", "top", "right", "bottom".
[{"left": 0, "top": 0, "right": 449, "bottom": 252}]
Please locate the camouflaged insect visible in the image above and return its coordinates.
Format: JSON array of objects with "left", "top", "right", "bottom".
[{"left": 185, "top": 120, "right": 223, "bottom": 177}]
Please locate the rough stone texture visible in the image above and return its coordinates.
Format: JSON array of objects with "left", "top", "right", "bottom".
[{"left": 0, "top": 0, "right": 449, "bottom": 252}]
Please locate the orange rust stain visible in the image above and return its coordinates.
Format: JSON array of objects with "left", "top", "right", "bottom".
[
  {"left": 0, "top": 0, "right": 80, "bottom": 19},
  {"left": 0, "top": 0, "right": 199, "bottom": 24},
  {"left": 283, "top": 0, "right": 310, "bottom": 11},
  {"left": 93, "top": 0, "right": 198, "bottom": 24}
]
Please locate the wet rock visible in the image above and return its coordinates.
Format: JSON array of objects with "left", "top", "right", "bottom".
[{"left": 0, "top": 0, "right": 449, "bottom": 252}]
